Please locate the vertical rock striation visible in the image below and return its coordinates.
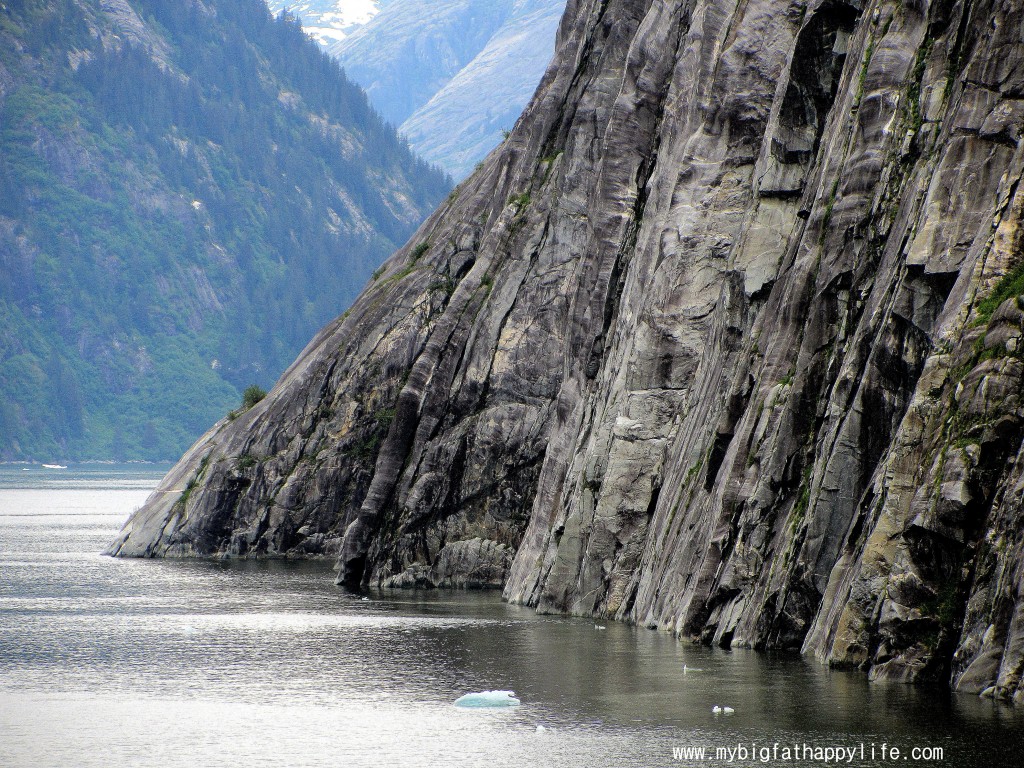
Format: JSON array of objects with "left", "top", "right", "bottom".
[{"left": 111, "top": 0, "right": 1024, "bottom": 702}]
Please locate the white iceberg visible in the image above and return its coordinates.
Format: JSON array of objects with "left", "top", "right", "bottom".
[{"left": 454, "top": 690, "right": 521, "bottom": 708}]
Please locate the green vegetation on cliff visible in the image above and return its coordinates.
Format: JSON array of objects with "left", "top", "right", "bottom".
[{"left": 0, "top": 0, "right": 450, "bottom": 461}]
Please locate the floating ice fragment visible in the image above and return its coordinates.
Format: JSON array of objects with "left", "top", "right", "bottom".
[{"left": 454, "top": 690, "right": 521, "bottom": 708}]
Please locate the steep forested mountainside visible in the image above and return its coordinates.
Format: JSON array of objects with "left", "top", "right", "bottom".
[
  {"left": 267, "top": 0, "right": 564, "bottom": 179},
  {"left": 0, "top": 0, "right": 449, "bottom": 461},
  {"left": 113, "top": 0, "right": 1024, "bottom": 705}
]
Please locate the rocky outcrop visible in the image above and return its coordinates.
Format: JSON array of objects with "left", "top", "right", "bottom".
[
  {"left": 381, "top": 538, "right": 512, "bottom": 588},
  {"left": 111, "top": 0, "right": 1024, "bottom": 702}
]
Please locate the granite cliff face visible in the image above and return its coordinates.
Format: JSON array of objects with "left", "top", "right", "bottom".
[{"left": 111, "top": 0, "right": 1024, "bottom": 703}]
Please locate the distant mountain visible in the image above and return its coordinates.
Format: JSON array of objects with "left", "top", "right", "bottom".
[
  {"left": 0, "top": 0, "right": 450, "bottom": 461},
  {"left": 267, "top": 0, "right": 383, "bottom": 48},
  {"left": 267, "top": 0, "right": 565, "bottom": 179},
  {"left": 397, "top": 0, "right": 564, "bottom": 180}
]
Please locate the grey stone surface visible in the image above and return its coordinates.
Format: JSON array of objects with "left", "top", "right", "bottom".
[{"left": 112, "top": 0, "right": 1024, "bottom": 701}]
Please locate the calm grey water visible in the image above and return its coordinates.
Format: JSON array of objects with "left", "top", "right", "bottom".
[{"left": 1, "top": 465, "right": 1022, "bottom": 767}]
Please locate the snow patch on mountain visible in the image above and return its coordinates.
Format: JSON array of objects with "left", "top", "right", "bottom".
[{"left": 265, "top": 1, "right": 382, "bottom": 45}]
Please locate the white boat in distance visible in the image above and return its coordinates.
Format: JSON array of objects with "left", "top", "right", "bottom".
[{"left": 41, "top": 463, "right": 67, "bottom": 469}]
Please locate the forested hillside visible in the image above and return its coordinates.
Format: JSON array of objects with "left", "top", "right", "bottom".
[{"left": 0, "top": 0, "right": 449, "bottom": 461}]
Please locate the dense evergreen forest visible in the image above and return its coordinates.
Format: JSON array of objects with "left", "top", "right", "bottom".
[{"left": 0, "top": 0, "right": 450, "bottom": 461}]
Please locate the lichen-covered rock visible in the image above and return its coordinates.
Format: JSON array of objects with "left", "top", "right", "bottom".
[{"left": 111, "top": 0, "right": 1024, "bottom": 701}]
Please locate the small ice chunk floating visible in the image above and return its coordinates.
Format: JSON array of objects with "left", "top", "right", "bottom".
[{"left": 454, "top": 690, "right": 521, "bottom": 708}]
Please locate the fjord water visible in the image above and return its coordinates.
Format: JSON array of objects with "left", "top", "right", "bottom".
[{"left": 1, "top": 467, "right": 1021, "bottom": 767}]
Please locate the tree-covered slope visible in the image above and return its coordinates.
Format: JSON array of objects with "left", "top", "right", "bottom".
[{"left": 0, "top": 0, "right": 450, "bottom": 461}]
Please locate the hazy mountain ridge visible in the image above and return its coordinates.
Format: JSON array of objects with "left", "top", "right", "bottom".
[
  {"left": 267, "top": 0, "right": 564, "bottom": 179},
  {"left": 398, "top": 0, "right": 564, "bottom": 179},
  {"left": 0, "top": 0, "right": 449, "bottom": 461}
]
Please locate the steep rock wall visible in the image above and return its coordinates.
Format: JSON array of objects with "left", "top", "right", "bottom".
[
  {"left": 509, "top": 0, "right": 1024, "bottom": 705},
  {"left": 107, "top": 0, "right": 643, "bottom": 586},
  {"left": 110, "top": 0, "right": 1024, "bottom": 702}
]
